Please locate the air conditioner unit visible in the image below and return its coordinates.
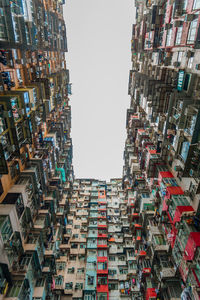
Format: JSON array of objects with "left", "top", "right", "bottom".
[
  {"left": 186, "top": 14, "right": 196, "bottom": 22},
  {"left": 174, "top": 20, "right": 183, "bottom": 27},
  {"left": 166, "top": 199, "right": 172, "bottom": 206},
  {"left": 195, "top": 64, "right": 200, "bottom": 70},
  {"left": 186, "top": 50, "right": 194, "bottom": 58},
  {"left": 15, "top": 59, "right": 22, "bottom": 64},
  {"left": 174, "top": 165, "right": 183, "bottom": 172},
  {"left": 183, "top": 190, "right": 191, "bottom": 196},
  {"left": 165, "top": 23, "right": 172, "bottom": 30},
  {"left": 159, "top": 8, "right": 164, "bottom": 15}
]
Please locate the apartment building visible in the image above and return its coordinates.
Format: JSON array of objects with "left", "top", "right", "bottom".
[
  {"left": 2, "top": 0, "right": 200, "bottom": 299},
  {"left": 123, "top": 0, "right": 200, "bottom": 299},
  {"left": 62, "top": 178, "right": 135, "bottom": 300},
  {"left": 0, "top": 0, "right": 74, "bottom": 299}
]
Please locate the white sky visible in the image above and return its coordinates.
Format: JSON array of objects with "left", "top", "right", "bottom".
[{"left": 63, "top": 0, "right": 134, "bottom": 181}]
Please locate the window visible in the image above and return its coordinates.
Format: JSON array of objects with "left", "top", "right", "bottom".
[
  {"left": 129, "top": 262, "right": 137, "bottom": 270},
  {"left": 193, "top": 0, "right": 200, "bottom": 9},
  {"left": 9, "top": 161, "right": 19, "bottom": 180},
  {"left": 0, "top": 105, "right": 8, "bottom": 134},
  {"left": 35, "top": 278, "right": 45, "bottom": 287},
  {"left": 187, "top": 114, "right": 197, "bottom": 135},
  {"left": 0, "top": 11, "right": 8, "bottom": 40},
  {"left": 159, "top": 28, "right": 164, "bottom": 46},
  {"left": 68, "top": 267, "right": 75, "bottom": 274},
  {"left": 175, "top": 26, "right": 183, "bottom": 45},
  {"left": 98, "top": 240, "right": 107, "bottom": 245},
  {"left": 141, "top": 193, "right": 149, "bottom": 198},
  {"left": 0, "top": 215, "right": 13, "bottom": 242},
  {"left": 0, "top": 142, "right": 8, "bottom": 172},
  {"left": 128, "top": 250, "right": 134, "bottom": 257},
  {"left": 84, "top": 294, "right": 95, "bottom": 300},
  {"left": 97, "top": 293, "right": 107, "bottom": 300},
  {"left": 77, "top": 268, "right": 84, "bottom": 273},
  {"left": 180, "top": 141, "right": 190, "bottom": 162},
  {"left": 119, "top": 268, "right": 128, "bottom": 275},
  {"left": 23, "top": 92, "right": 30, "bottom": 113},
  {"left": 108, "top": 269, "right": 117, "bottom": 275},
  {"left": 55, "top": 276, "right": 63, "bottom": 286},
  {"left": 108, "top": 283, "right": 118, "bottom": 290},
  {"left": 177, "top": 51, "right": 184, "bottom": 62},
  {"left": 119, "top": 256, "right": 125, "bottom": 261},
  {"left": 166, "top": 28, "right": 172, "bottom": 46},
  {"left": 75, "top": 283, "right": 83, "bottom": 290},
  {"left": 109, "top": 256, "right": 115, "bottom": 261},
  {"left": 88, "top": 276, "right": 94, "bottom": 285},
  {"left": 65, "top": 282, "right": 73, "bottom": 290},
  {"left": 98, "top": 262, "right": 107, "bottom": 270},
  {"left": 56, "top": 262, "right": 66, "bottom": 271},
  {"left": 187, "top": 52, "right": 194, "bottom": 66},
  {"left": 6, "top": 280, "right": 22, "bottom": 297},
  {"left": 183, "top": 73, "right": 191, "bottom": 91},
  {"left": 69, "top": 255, "right": 76, "bottom": 261},
  {"left": 153, "top": 234, "right": 166, "bottom": 245},
  {"left": 97, "top": 277, "right": 107, "bottom": 285},
  {"left": 73, "top": 234, "right": 79, "bottom": 239},
  {"left": 74, "top": 225, "right": 80, "bottom": 229},
  {"left": 98, "top": 250, "right": 107, "bottom": 256},
  {"left": 187, "top": 19, "right": 198, "bottom": 44}
]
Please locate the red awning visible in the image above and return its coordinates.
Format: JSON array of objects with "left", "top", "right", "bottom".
[
  {"left": 148, "top": 149, "right": 157, "bottom": 154},
  {"left": 132, "top": 213, "right": 139, "bottom": 217},
  {"left": 108, "top": 238, "right": 115, "bottom": 242},
  {"left": 166, "top": 186, "right": 184, "bottom": 196},
  {"left": 139, "top": 250, "right": 146, "bottom": 256},
  {"left": 159, "top": 171, "right": 174, "bottom": 179},
  {"left": 134, "top": 224, "right": 142, "bottom": 228}
]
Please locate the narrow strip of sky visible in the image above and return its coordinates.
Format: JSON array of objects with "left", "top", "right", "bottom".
[{"left": 64, "top": 0, "right": 134, "bottom": 180}]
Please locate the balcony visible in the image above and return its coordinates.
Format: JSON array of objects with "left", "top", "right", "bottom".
[
  {"left": 154, "top": 255, "right": 176, "bottom": 280},
  {"left": 33, "top": 216, "right": 46, "bottom": 230},
  {"left": 24, "top": 233, "right": 44, "bottom": 265},
  {"left": 97, "top": 259, "right": 108, "bottom": 275},
  {"left": 119, "top": 281, "right": 130, "bottom": 296},
  {"left": 97, "top": 276, "right": 108, "bottom": 293},
  {"left": 151, "top": 234, "right": 169, "bottom": 253},
  {"left": 128, "top": 262, "right": 137, "bottom": 275},
  {"left": 184, "top": 232, "right": 200, "bottom": 261},
  {"left": 0, "top": 214, "right": 13, "bottom": 243},
  {"left": 12, "top": 254, "right": 32, "bottom": 274},
  {"left": 90, "top": 212, "right": 98, "bottom": 218},
  {"left": 98, "top": 221, "right": 107, "bottom": 229},
  {"left": 97, "top": 240, "right": 107, "bottom": 249},
  {"left": 3, "top": 231, "right": 23, "bottom": 264},
  {"left": 33, "top": 278, "right": 47, "bottom": 299},
  {"left": 19, "top": 172, "right": 39, "bottom": 206},
  {"left": 87, "top": 238, "right": 97, "bottom": 249},
  {"left": 2, "top": 192, "right": 24, "bottom": 220},
  {"left": 5, "top": 279, "right": 31, "bottom": 299},
  {"left": 98, "top": 232, "right": 107, "bottom": 239},
  {"left": 167, "top": 195, "right": 194, "bottom": 224},
  {"left": 161, "top": 279, "right": 183, "bottom": 300}
]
